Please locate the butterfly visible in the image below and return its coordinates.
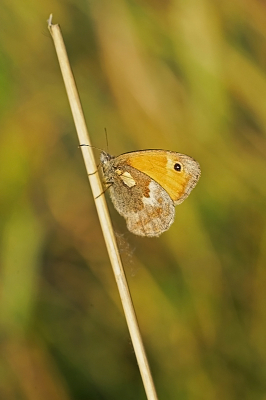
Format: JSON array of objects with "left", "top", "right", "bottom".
[{"left": 100, "top": 149, "right": 201, "bottom": 237}]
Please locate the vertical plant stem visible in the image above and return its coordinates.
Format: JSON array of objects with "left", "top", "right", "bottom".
[{"left": 48, "top": 15, "right": 159, "bottom": 400}]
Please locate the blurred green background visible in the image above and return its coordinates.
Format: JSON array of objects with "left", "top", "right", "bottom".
[{"left": 1, "top": 0, "right": 266, "bottom": 399}]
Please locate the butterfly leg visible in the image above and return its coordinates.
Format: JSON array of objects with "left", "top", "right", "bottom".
[
  {"left": 87, "top": 166, "right": 100, "bottom": 176},
  {"left": 95, "top": 183, "right": 113, "bottom": 199}
]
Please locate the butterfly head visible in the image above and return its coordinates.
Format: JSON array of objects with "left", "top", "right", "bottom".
[
  {"left": 100, "top": 151, "right": 115, "bottom": 173},
  {"left": 100, "top": 151, "right": 114, "bottom": 164}
]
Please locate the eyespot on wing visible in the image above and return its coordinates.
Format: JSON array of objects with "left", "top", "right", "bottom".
[{"left": 123, "top": 150, "right": 201, "bottom": 204}]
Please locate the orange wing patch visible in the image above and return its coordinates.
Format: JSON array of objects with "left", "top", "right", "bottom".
[{"left": 125, "top": 150, "right": 200, "bottom": 204}]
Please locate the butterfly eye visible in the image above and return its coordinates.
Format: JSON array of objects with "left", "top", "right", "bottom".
[{"left": 174, "top": 162, "right": 182, "bottom": 172}]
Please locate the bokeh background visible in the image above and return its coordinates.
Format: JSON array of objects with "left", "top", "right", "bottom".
[{"left": 1, "top": 1, "right": 266, "bottom": 399}]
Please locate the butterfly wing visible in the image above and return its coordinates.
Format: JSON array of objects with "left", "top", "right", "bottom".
[
  {"left": 119, "top": 150, "right": 201, "bottom": 205},
  {"left": 107, "top": 165, "right": 175, "bottom": 237}
]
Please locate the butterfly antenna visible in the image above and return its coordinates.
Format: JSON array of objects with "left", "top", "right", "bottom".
[
  {"left": 104, "top": 127, "right": 109, "bottom": 153},
  {"left": 79, "top": 143, "right": 104, "bottom": 152}
]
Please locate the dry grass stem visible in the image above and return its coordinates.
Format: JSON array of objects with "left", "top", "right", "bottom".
[{"left": 47, "top": 14, "right": 159, "bottom": 400}]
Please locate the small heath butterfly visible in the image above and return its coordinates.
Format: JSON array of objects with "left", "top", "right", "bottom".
[{"left": 100, "top": 149, "right": 201, "bottom": 237}]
